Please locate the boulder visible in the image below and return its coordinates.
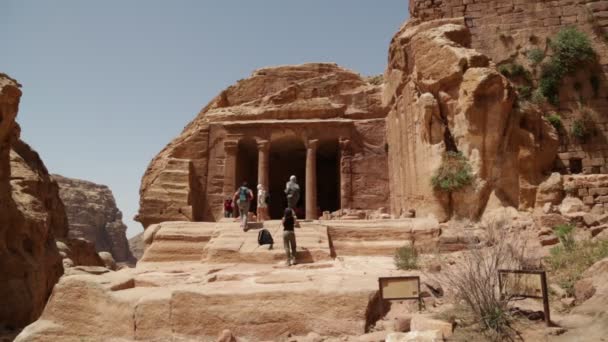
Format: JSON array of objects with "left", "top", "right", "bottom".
[
  {"left": 410, "top": 315, "right": 453, "bottom": 339},
  {"left": 98, "top": 251, "right": 117, "bottom": 270},
  {"left": 560, "top": 197, "right": 586, "bottom": 215},
  {"left": 535, "top": 173, "right": 564, "bottom": 207},
  {"left": 386, "top": 331, "right": 443, "bottom": 342}
]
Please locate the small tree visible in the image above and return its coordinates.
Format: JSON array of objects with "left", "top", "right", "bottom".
[{"left": 438, "top": 217, "right": 527, "bottom": 340}]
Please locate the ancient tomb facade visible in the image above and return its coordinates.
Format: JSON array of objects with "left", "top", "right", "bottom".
[{"left": 137, "top": 63, "right": 389, "bottom": 228}]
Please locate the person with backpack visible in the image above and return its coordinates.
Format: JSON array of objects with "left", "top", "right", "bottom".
[
  {"left": 284, "top": 175, "right": 300, "bottom": 210},
  {"left": 257, "top": 184, "right": 269, "bottom": 222},
  {"left": 233, "top": 181, "right": 254, "bottom": 231},
  {"left": 282, "top": 207, "right": 297, "bottom": 266}
]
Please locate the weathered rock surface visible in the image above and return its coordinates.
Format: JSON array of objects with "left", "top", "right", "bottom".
[
  {"left": 0, "top": 74, "right": 66, "bottom": 330},
  {"left": 128, "top": 232, "right": 144, "bottom": 260},
  {"left": 384, "top": 19, "right": 558, "bottom": 221},
  {"left": 136, "top": 63, "right": 389, "bottom": 228},
  {"left": 53, "top": 174, "right": 135, "bottom": 263}
]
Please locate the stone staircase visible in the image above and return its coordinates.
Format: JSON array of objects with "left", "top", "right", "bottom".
[
  {"left": 203, "top": 220, "right": 332, "bottom": 263},
  {"left": 140, "top": 221, "right": 216, "bottom": 262}
]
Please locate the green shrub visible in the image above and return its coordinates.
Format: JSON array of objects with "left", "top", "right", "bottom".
[
  {"left": 546, "top": 114, "right": 562, "bottom": 130},
  {"left": 539, "top": 27, "right": 595, "bottom": 105},
  {"left": 572, "top": 119, "right": 589, "bottom": 140},
  {"left": 431, "top": 151, "right": 474, "bottom": 192},
  {"left": 517, "top": 85, "right": 532, "bottom": 101},
  {"left": 527, "top": 48, "right": 545, "bottom": 65},
  {"left": 553, "top": 224, "right": 575, "bottom": 250},
  {"left": 498, "top": 63, "right": 532, "bottom": 82},
  {"left": 531, "top": 89, "right": 546, "bottom": 104},
  {"left": 547, "top": 239, "right": 608, "bottom": 296},
  {"left": 394, "top": 245, "right": 419, "bottom": 270}
]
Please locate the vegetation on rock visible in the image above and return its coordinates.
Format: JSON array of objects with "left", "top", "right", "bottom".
[
  {"left": 394, "top": 245, "right": 419, "bottom": 270},
  {"left": 366, "top": 74, "right": 384, "bottom": 85},
  {"left": 546, "top": 113, "right": 562, "bottom": 130},
  {"left": 527, "top": 48, "right": 545, "bottom": 65},
  {"left": 571, "top": 118, "right": 589, "bottom": 140},
  {"left": 431, "top": 151, "right": 473, "bottom": 192},
  {"left": 547, "top": 237, "right": 608, "bottom": 296},
  {"left": 539, "top": 27, "right": 595, "bottom": 105}
]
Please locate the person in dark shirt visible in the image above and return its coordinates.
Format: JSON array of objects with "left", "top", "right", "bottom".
[{"left": 282, "top": 207, "right": 297, "bottom": 266}]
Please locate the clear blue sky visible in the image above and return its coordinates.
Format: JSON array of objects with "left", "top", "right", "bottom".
[{"left": 1, "top": 1, "right": 408, "bottom": 238}]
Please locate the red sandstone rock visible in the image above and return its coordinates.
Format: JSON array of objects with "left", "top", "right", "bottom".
[{"left": 384, "top": 19, "right": 558, "bottom": 222}]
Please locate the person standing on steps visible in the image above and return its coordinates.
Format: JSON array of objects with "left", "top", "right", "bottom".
[
  {"left": 223, "top": 197, "right": 233, "bottom": 218},
  {"left": 282, "top": 207, "right": 297, "bottom": 266},
  {"left": 257, "top": 184, "right": 269, "bottom": 222},
  {"left": 233, "top": 181, "right": 254, "bottom": 231},
  {"left": 284, "top": 175, "right": 300, "bottom": 211}
]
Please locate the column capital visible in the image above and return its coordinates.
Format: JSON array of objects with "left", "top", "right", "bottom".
[
  {"left": 257, "top": 139, "right": 270, "bottom": 151},
  {"left": 224, "top": 140, "right": 238, "bottom": 153},
  {"left": 306, "top": 139, "right": 319, "bottom": 149}
]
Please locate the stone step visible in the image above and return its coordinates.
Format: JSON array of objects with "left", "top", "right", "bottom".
[
  {"left": 332, "top": 240, "right": 411, "bottom": 256},
  {"left": 140, "top": 222, "right": 216, "bottom": 262}
]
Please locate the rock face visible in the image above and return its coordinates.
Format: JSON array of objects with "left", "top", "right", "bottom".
[
  {"left": 384, "top": 19, "right": 558, "bottom": 221},
  {"left": 137, "top": 63, "right": 389, "bottom": 228},
  {"left": 128, "top": 232, "right": 144, "bottom": 260},
  {"left": 0, "top": 74, "right": 66, "bottom": 329},
  {"left": 53, "top": 175, "right": 135, "bottom": 263},
  {"left": 408, "top": 0, "right": 608, "bottom": 176}
]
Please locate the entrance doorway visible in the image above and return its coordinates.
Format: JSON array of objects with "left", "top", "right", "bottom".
[
  {"left": 269, "top": 137, "right": 306, "bottom": 219},
  {"left": 317, "top": 139, "right": 340, "bottom": 214},
  {"left": 235, "top": 138, "right": 258, "bottom": 212}
]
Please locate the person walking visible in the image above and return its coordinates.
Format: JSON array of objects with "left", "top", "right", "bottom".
[
  {"left": 282, "top": 207, "right": 297, "bottom": 266},
  {"left": 284, "top": 175, "right": 300, "bottom": 210},
  {"left": 223, "top": 198, "right": 233, "bottom": 218},
  {"left": 233, "top": 181, "right": 253, "bottom": 231},
  {"left": 257, "top": 184, "right": 269, "bottom": 222}
]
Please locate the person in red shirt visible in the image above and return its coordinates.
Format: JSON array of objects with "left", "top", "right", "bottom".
[{"left": 223, "top": 198, "right": 233, "bottom": 218}]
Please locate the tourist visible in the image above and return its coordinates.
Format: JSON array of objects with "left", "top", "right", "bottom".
[
  {"left": 282, "top": 207, "right": 297, "bottom": 266},
  {"left": 223, "top": 198, "right": 233, "bottom": 218},
  {"left": 257, "top": 184, "right": 268, "bottom": 222},
  {"left": 284, "top": 175, "right": 300, "bottom": 209},
  {"left": 233, "top": 181, "right": 253, "bottom": 231}
]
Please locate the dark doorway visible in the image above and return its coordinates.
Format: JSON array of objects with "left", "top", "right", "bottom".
[
  {"left": 269, "top": 137, "right": 306, "bottom": 219},
  {"left": 570, "top": 158, "right": 583, "bottom": 174},
  {"left": 235, "top": 138, "right": 258, "bottom": 212},
  {"left": 317, "top": 139, "right": 340, "bottom": 215}
]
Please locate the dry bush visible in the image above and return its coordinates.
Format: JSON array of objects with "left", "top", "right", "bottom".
[{"left": 438, "top": 217, "right": 528, "bottom": 340}]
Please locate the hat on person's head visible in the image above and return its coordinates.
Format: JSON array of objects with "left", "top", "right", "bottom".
[
  {"left": 257, "top": 184, "right": 263, "bottom": 190},
  {"left": 289, "top": 175, "right": 296, "bottom": 182}
]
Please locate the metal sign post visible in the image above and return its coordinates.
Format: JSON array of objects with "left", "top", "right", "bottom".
[
  {"left": 378, "top": 276, "right": 422, "bottom": 311},
  {"left": 498, "top": 269, "right": 551, "bottom": 326}
]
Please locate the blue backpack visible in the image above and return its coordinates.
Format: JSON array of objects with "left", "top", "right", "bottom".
[{"left": 239, "top": 186, "right": 251, "bottom": 202}]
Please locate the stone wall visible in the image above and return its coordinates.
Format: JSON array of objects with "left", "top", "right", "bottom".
[{"left": 564, "top": 174, "right": 608, "bottom": 214}]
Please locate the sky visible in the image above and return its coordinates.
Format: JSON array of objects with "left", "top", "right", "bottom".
[{"left": 1, "top": 1, "right": 408, "bottom": 238}]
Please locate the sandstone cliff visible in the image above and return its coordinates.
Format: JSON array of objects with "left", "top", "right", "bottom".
[
  {"left": 128, "top": 232, "right": 144, "bottom": 260},
  {"left": 137, "top": 63, "right": 389, "bottom": 228},
  {"left": 0, "top": 74, "right": 104, "bottom": 331},
  {"left": 53, "top": 175, "right": 135, "bottom": 263},
  {"left": 0, "top": 74, "right": 65, "bottom": 329}
]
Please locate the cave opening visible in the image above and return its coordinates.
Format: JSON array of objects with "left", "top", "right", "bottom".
[
  {"left": 317, "top": 139, "right": 340, "bottom": 215},
  {"left": 235, "top": 138, "right": 258, "bottom": 213},
  {"left": 269, "top": 137, "right": 306, "bottom": 219}
]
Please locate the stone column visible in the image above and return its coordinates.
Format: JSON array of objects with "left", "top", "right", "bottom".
[
  {"left": 222, "top": 140, "right": 238, "bottom": 196},
  {"left": 339, "top": 138, "right": 353, "bottom": 210},
  {"left": 257, "top": 140, "right": 270, "bottom": 188},
  {"left": 305, "top": 139, "right": 319, "bottom": 220}
]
